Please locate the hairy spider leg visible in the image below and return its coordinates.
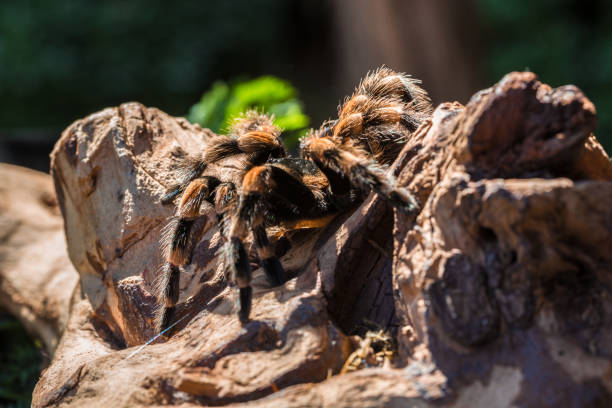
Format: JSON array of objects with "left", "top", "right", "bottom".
[
  {"left": 301, "top": 67, "right": 433, "bottom": 213},
  {"left": 226, "top": 161, "right": 334, "bottom": 323},
  {"left": 304, "top": 137, "right": 418, "bottom": 213},
  {"left": 157, "top": 177, "right": 218, "bottom": 334}
]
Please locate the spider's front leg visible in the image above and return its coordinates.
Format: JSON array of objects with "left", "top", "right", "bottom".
[
  {"left": 157, "top": 176, "right": 218, "bottom": 334},
  {"left": 303, "top": 136, "right": 419, "bottom": 213},
  {"left": 301, "top": 68, "right": 432, "bottom": 213}
]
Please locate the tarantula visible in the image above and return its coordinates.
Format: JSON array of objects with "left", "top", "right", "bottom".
[{"left": 157, "top": 67, "right": 432, "bottom": 335}]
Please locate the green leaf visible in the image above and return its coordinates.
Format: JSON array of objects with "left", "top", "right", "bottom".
[
  {"left": 187, "top": 81, "right": 230, "bottom": 133},
  {"left": 187, "top": 75, "right": 310, "bottom": 148},
  {"left": 269, "top": 100, "right": 309, "bottom": 131}
]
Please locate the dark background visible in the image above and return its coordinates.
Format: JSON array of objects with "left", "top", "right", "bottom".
[
  {"left": 1, "top": 0, "right": 611, "bottom": 172},
  {"left": 1, "top": 1, "right": 611, "bottom": 406}
]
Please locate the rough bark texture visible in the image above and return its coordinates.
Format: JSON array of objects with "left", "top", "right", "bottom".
[
  {"left": 391, "top": 72, "right": 612, "bottom": 407},
  {"left": 2, "top": 72, "right": 611, "bottom": 407}
]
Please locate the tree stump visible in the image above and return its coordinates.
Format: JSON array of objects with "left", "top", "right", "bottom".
[{"left": 1, "top": 72, "right": 610, "bottom": 407}]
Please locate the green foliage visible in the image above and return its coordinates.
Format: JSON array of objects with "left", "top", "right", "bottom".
[
  {"left": 477, "top": 0, "right": 612, "bottom": 149},
  {"left": 188, "top": 76, "right": 310, "bottom": 149},
  {"left": 0, "top": 312, "right": 42, "bottom": 408}
]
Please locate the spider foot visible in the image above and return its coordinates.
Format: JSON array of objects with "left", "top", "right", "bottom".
[
  {"left": 157, "top": 305, "right": 176, "bottom": 336},
  {"left": 387, "top": 187, "right": 420, "bottom": 214},
  {"left": 238, "top": 286, "right": 252, "bottom": 324},
  {"left": 261, "top": 257, "right": 287, "bottom": 286}
]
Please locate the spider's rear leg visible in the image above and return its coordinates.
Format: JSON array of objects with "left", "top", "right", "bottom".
[
  {"left": 305, "top": 136, "right": 419, "bottom": 213},
  {"left": 157, "top": 177, "right": 217, "bottom": 334}
]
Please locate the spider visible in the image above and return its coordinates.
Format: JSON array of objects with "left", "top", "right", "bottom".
[{"left": 157, "top": 67, "right": 432, "bottom": 335}]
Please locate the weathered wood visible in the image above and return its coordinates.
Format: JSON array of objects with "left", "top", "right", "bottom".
[
  {"left": 1, "top": 71, "right": 611, "bottom": 407},
  {"left": 392, "top": 72, "right": 612, "bottom": 406},
  {"left": 0, "top": 163, "right": 78, "bottom": 355}
]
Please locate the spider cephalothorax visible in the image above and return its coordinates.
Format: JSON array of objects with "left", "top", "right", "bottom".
[{"left": 157, "top": 67, "right": 433, "bottom": 335}]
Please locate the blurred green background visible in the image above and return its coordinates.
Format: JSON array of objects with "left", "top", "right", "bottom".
[
  {"left": 1, "top": 0, "right": 611, "bottom": 405},
  {"left": 0, "top": 313, "right": 44, "bottom": 408},
  {"left": 1, "top": 0, "right": 611, "bottom": 172}
]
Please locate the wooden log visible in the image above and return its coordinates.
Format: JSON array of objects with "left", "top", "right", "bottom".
[{"left": 1, "top": 71, "right": 610, "bottom": 407}]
